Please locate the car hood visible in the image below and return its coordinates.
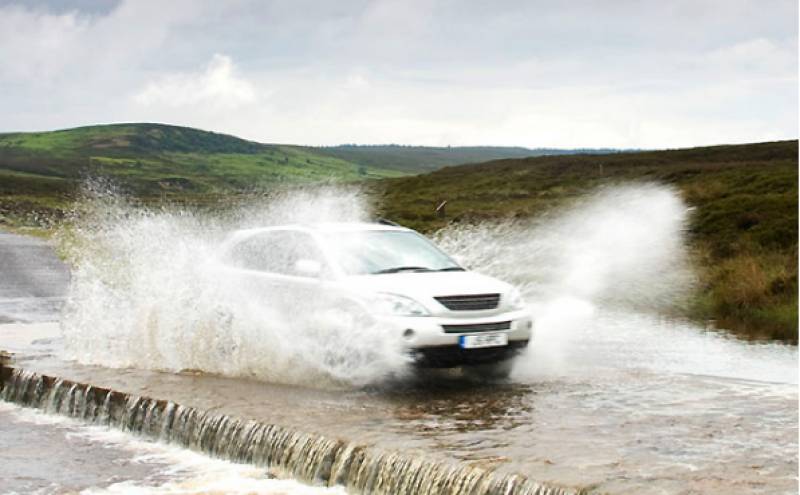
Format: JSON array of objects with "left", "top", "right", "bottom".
[{"left": 341, "top": 270, "right": 513, "bottom": 300}]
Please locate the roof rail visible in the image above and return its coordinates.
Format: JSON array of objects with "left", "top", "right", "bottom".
[{"left": 376, "top": 218, "right": 401, "bottom": 227}]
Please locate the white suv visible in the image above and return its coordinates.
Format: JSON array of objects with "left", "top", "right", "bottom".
[{"left": 218, "top": 222, "right": 532, "bottom": 376}]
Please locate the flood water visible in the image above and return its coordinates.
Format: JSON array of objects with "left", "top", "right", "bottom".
[
  {"left": 0, "top": 401, "right": 342, "bottom": 494},
  {"left": 6, "top": 315, "right": 797, "bottom": 495}
]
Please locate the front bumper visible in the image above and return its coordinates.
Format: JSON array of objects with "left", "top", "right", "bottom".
[
  {"left": 411, "top": 340, "right": 529, "bottom": 368},
  {"left": 378, "top": 308, "right": 533, "bottom": 367}
]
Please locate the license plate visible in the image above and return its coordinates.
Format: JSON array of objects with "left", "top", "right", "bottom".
[{"left": 459, "top": 333, "right": 508, "bottom": 349}]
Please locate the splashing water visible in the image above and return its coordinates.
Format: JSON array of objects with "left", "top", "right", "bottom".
[
  {"left": 61, "top": 181, "right": 771, "bottom": 387},
  {"left": 59, "top": 184, "right": 409, "bottom": 387},
  {"left": 434, "top": 183, "right": 693, "bottom": 310},
  {"left": 436, "top": 184, "right": 795, "bottom": 383},
  {"left": 434, "top": 184, "right": 693, "bottom": 378}
]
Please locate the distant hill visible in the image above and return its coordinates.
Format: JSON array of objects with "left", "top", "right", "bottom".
[
  {"left": 378, "top": 140, "right": 799, "bottom": 342},
  {"left": 0, "top": 123, "right": 623, "bottom": 194},
  {"left": 307, "top": 144, "right": 626, "bottom": 174},
  {"left": 0, "top": 123, "right": 403, "bottom": 195}
]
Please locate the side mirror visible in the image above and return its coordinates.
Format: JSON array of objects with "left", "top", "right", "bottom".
[{"left": 294, "top": 259, "right": 323, "bottom": 277}]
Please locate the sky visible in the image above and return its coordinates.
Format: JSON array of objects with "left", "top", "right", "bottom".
[{"left": 0, "top": 0, "right": 797, "bottom": 148}]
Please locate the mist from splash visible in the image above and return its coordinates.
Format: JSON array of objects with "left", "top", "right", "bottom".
[
  {"left": 59, "top": 181, "right": 710, "bottom": 387},
  {"left": 434, "top": 183, "right": 698, "bottom": 378},
  {"left": 59, "top": 183, "right": 410, "bottom": 388},
  {"left": 434, "top": 183, "right": 693, "bottom": 309}
]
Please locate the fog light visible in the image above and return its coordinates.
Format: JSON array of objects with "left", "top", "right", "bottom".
[{"left": 403, "top": 328, "right": 415, "bottom": 340}]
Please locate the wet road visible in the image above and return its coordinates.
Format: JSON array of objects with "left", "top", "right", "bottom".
[
  {"left": 0, "top": 232, "right": 69, "bottom": 323},
  {"left": 1, "top": 232, "right": 797, "bottom": 494}
]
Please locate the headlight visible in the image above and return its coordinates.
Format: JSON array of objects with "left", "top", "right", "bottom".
[
  {"left": 507, "top": 287, "right": 526, "bottom": 309},
  {"left": 372, "top": 293, "right": 430, "bottom": 316}
]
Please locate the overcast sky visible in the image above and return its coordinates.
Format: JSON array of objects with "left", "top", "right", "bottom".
[{"left": 0, "top": 0, "right": 796, "bottom": 148}]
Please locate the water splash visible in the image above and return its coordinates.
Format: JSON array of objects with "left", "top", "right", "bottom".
[
  {"left": 434, "top": 183, "right": 696, "bottom": 377},
  {"left": 434, "top": 183, "right": 693, "bottom": 309},
  {"left": 59, "top": 181, "right": 702, "bottom": 386},
  {"left": 58, "top": 184, "right": 409, "bottom": 388}
]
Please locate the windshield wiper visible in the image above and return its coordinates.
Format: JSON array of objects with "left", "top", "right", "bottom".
[
  {"left": 437, "top": 266, "right": 466, "bottom": 272},
  {"left": 374, "top": 266, "right": 433, "bottom": 274}
]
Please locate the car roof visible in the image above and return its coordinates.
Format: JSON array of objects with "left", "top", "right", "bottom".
[{"left": 230, "top": 222, "right": 410, "bottom": 238}]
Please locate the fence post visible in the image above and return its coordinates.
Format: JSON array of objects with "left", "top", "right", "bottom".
[{"left": 435, "top": 200, "right": 447, "bottom": 219}]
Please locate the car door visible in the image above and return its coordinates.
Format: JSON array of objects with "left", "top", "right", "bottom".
[
  {"left": 274, "top": 230, "right": 335, "bottom": 322},
  {"left": 225, "top": 229, "right": 333, "bottom": 324}
]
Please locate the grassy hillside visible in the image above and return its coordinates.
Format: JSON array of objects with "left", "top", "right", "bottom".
[
  {"left": 0, "top": 124, "right": 620, "bottom": 186},
  {"left": 0, "top": 123, "right": 626, "bottom": 231},
  {"left": 308, "top": 144, "right": 625, "bottom": 174},
  {"left": 377, "top": 140, "right": 798, "bottom": 343},
  {"left": 0, "top": 123, "right": 402, "bottom": 193},
  {"left": 0, "top": 123, "right": 408, "bottom": 227}
]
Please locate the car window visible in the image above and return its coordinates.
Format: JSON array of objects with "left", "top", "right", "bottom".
[
  {"left": 323, "top": 230, "right": 460, "bottom": 275},
  {"left": 228, "top": 231, "right": 327, "bottom": 277}
]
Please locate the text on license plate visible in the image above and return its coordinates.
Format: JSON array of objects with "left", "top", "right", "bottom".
[{"left": 459, "top": 333, "right": 508, "bottom": 349}]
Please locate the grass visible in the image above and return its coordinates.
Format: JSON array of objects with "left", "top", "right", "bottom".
[
  {"left": 305, "top": 144, "right": 626, "bottom": 174},
  {"left": 375, "top": 140, "right": 798, "bottom": 343}
]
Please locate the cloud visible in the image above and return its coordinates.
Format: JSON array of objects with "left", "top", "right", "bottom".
[
  {"left": 0, "top": 5, "right": 89, "bottom": 82},
  {"left": 0, "top": 0, "right": 796, "bottom": 147},
  {"left": 133, "top": 54, "right": 258, "bottom": 109},
  {"left": 703, "top": 38, "right": 797, "bottom": 79}
]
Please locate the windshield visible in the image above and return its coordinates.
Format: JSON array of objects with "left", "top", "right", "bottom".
[{"left": 325, "top": 230, "right": 462, "bottom": 275}]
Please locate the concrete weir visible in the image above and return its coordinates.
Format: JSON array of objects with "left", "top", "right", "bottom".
[{"left": 0, "top": 364, "right": 582, "bottom": 495}]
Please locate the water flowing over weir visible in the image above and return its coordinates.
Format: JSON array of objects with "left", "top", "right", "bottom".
[{"left": 0, "top": 366, "right": 581, "bottom": 495}]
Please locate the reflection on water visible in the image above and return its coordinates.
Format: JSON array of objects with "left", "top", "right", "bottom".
[
  {"left": 386, "top": 381, "right": 535, "bottom": 433},
  {"left": 383, "top": 382, "right": 537, "bottom": 468}
]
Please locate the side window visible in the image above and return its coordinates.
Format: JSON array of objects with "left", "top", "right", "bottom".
[
  {"left": 228, "top": 231, "right": 327, "bottom": 277},
  {"left": 228, "top": 231, "right": 290, "bottom": 273},
  {"left": 284, "top": 232, "right": 327, "bottom": 276}
]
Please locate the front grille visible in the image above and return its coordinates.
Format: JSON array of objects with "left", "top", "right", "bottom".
[
  {"left": 441, "top": 321, "right": 511, "bottom": 334},
  {"left": 435, "top": 293, "right": 500, "bottom": 311}
]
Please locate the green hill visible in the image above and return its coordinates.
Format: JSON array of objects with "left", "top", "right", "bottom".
[
  {"left": 306, "top": 144, "right": 625, "bottom": 174},
  {"left": 0, "top": 122, "right": 629, "bottom": 230},
  {"left": 0, "top": 123, "right": 622, "bottom": 190},
  {"left": 0, "top": 123, "right": 402, "bottom": 195},
  {"left": 378, "top": 140, "right": 799, "bottom": 342}
]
